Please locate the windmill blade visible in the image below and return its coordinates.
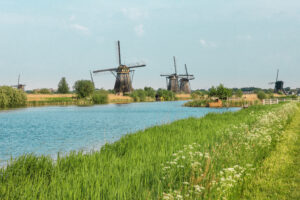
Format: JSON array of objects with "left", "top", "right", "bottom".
[
  {"left": 276, "top": 69, "right": 279, "bottom": 82},
  {"left": 160, "top": 74, "right": 172, "bottom": 77},
  {"left": 185, "top": 64, "right": 188, "bottom": 76},
  {"left": 128, "top": 64, "right": 146, "bottom": 69},
  {"left": 269, "top": 82, "right": 275, "bottom": 84},
  {"left": 173, "top": 56, "right": 177, "bottom": 75},
  {"left": 93, "top": 67, "right": 118, "bottom": 73}
]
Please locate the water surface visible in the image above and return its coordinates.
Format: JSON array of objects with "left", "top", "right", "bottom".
[{"left": 0, "top": 101, "right": 239, "bottom": 163}]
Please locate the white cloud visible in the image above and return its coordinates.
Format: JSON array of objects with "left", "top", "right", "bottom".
[
  {"left": 69, "top": 15, "right": 76, "bottom": 21},
  {"left": 134, "top": 24, "right": 144, "bottom": 37},
  {"left": 199, "top": 39, "right": 216, "bottom": 48},
  {"left": 121, "top": 8, "right": 148, "bottom": 21},
  {"left": 70, "top": 24, "right": 90, "bottom": 34}
]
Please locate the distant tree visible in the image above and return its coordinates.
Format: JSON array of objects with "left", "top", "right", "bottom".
[
  {"left": 39, "top": 88, "right": 52, "bottom": 94},
  {"left": 130, "top": 89, "right": 147, "bottom": 102},
  {"left": 144, "top": 87, "right": 156, "bottom": 98},
  {"left": 92, "top": 89, "right": 108, "bottom": 104},
  {"left": 235, "top": 89, "right": 243, "bottom": 98},
  {"left": 209, "top": 84, "right": 233, "bottom": 100},
  {"left": 257, "top": 91, "right": 267, "bottom": 100},
  {"left": 74, "top": 80, "right": 95, "bottom": 98},
  {"left": 57, "top": 77, "right": 69, "bottom": 94}
]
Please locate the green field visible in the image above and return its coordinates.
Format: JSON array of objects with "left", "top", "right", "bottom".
[{"left": 1, "top": 103, "right": 299, "bottom": 199}]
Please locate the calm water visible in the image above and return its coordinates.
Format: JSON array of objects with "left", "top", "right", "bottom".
[{"left": 0, "top": 101, "right": 239, "bottom": 163}]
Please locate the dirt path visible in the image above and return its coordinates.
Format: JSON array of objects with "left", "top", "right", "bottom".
[{"left": 242, "top": 104, "right": 300, "bottom": 199}]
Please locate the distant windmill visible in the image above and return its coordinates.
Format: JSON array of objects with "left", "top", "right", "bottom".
[
  {"left": 178, "top": 64, "right": 195, "bottom": 94},
  {"left": 269, "top": 69, "right": 286, "bottom": 94},
  {"left": 93, "top": 41, "right": 146, "bottom": 94},
  {"left": 160, "top": 56, "right": 180, "bottom": 93},
  {"left": 12, "top": 74, "right": 25, "bottom": 91}
]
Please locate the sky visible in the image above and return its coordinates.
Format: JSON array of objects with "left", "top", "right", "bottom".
[{"left": 0, "top": 0, "right": 300, "bottom": 90}]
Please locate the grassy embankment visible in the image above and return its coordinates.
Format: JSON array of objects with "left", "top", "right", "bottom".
[{"left": 1, "top": 103, "right": 298, "bottom": 199}]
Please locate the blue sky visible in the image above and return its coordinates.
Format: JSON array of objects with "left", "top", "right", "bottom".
[{"left": 0, "top": 0, "right": 299, "bottom": 90}]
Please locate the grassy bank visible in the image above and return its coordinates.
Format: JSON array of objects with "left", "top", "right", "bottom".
[
  {"left": 184, "top": 99, "right": 260, "bottom": 107},
  {"left": 0, "top": 103, "right": 298, "bottom": 199}
]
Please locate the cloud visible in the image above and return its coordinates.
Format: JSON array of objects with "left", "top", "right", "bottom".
[
  {"left": 69, "top": 15, "right": 76, "bottom": 21},
  {"left": 199, "top": 39, "right": 216, "bottom": 48},
  {"left": 121, "top": 8, "right": 148, "bottom": 21},
  {"left": 70, "top": 24, "right": 90, "bottom": 34},
  {"left": 134, "top": 24, "right": 144, "bottom": 37}
]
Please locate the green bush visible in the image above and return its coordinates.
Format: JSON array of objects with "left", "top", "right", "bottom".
[
  {"left": 0, "top": 86, "right": 27, "bottom": 108},
  {"left": 257, "top": 91, "right": 267, "bottom": 100},
  {"left": 74, "top": 80, "right": 95, "bottom": 98},
  {"left": 156, "top": 89, "right": 176, "bottom": 101},
  {"left": 209, "top": 84, "right": 233, "bottom": 100},
  {"left": 144, "top": 87, "right": 156, "bottom": 98},
  {"left": 92, "top": 90, "right": 108, "bottom": 104},
  {"left": 39, "top": 88, "right": 52, "bottom": 94},
  {"left": 130, "top": 89, "right": 147, "bottom": 102}
]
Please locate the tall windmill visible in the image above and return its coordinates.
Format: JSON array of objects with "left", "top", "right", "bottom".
[
  {"left": 160, "top": 56, "right": 180, "bottom": 93},
  {"left": 12, "top": 74, "right": 25, "bottom": 91},
  {"left": 269, "top": 69, "right": 286, "bottom": 94},
  {"left": 93, "top": 41, "right": 146, "bottom": 94},
  {"left": 178, "top": 64, "right": 195, "bottom": 94}
]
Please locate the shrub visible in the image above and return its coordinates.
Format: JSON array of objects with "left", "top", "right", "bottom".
[
  {"left": 92, "top": 90, "right": 108, "bottom": 104},
  {"left": 235, "top": 89, "right": 243, "bottom": 98},
  {"left": 130, "top": 89, "right": 147, "bottom": 102},
  {"left": 39, "top": 88, "right": 52, "bottom": 94},
  {"left": 209, "top": 84, "right": 233, "bottom": 100},
  {"left": 257, "top": 91, "right": 267, "bottom": 100},
  {"left": 144, "top": 87, "right": 156, "bottom": 99},
  {"left": 156, "top": 89, "right": 176, "bottom": 101},
  {"left": 57, "top": 77, "right": 69, "bottom": 94},
  {"left": 0, "top": 86, "right": 27, "bottom": 108},
  {"left": 74, "top": 80, "right": 95, "bottom": 98}
]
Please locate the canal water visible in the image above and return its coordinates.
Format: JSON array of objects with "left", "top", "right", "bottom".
[{"left": 0, "top": 101, "right": 239, "bottom": 163}]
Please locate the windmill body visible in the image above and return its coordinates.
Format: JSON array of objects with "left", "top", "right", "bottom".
[
  {"left": 93, "top": 41, "right": 146, "bottom": 94},
  {"left": 269, "top": 69, "right": 286, "bottom": 94},
  {"left": 161, "top": 56, "right": 180, "bottom": 93},
  {"left": 179, "top": 64, "right": 194, "bottom": 94}
]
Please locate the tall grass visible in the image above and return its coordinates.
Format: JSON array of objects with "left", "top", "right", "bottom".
[{"left": 0, "top": 103, "right": 297, "bottom": 199}]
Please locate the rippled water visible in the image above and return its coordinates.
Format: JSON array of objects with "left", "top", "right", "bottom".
[{"left": 0, "top": 101, "right": 239, "bottom": 163}]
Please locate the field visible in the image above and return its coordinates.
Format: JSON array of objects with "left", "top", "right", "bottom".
[{"left": 1, "top": 102, "right": 299, "bottom": 199}]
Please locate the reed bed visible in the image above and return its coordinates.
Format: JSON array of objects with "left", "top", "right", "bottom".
[{"left": 0, "top": 103, "right": 298, "bottom": 199}]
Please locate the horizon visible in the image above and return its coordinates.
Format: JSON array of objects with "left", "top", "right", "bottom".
[{"left": 1, "top": 0, "right": 300, "bottom": 90}]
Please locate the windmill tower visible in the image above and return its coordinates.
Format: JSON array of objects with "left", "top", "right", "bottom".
[
  {"left": 269, "top": 69, "right": 286, "bottom": 94},
  {"left": 179, "top": 64, "right": 195, "bottom": 94},
  {"left": 93, "top": 41, "right": 146, "bottom": 94},
  {"left": 160, "top": 56, "right": 180, "bottom": 93}
]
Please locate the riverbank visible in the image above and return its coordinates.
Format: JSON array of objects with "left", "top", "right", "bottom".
[
  {"left": 1, "top": 103, "right": 297, "bottom": 199},
  {"left": 26, "top": 93, "right": 191, "bottom": 107}
]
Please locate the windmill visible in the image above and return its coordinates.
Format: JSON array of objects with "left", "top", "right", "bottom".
[
  {"left": 269, "top": 69, "right": 286, "bottom": 94},
  {"left": 160, "top": 56, "right": 180, "bottom": 93},
  {"left": 12, "top": 74, "right": 25, "bottom": 91},
  {"left": 178, "top": 64, "right": 195, "bottom": 94},
  {"left": 93, "top": 41, "right": 146, "bottom": 94}
]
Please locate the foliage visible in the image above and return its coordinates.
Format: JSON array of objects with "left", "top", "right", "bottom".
[
  {"left": 191, "top": 90, "right": 205, "bottom": 99},
  {"left": 0, "top": 86, "right": 27, "bottom": 108},
  {"left": 257, "top": 91, "right": 267, "bottom": 100},
  {"left": 156, "top": 89, "right": 176, "bottom": 101},
  {"left": 130, "top": 89, "right": 147, "bottom": 102},
  {"left": 235, "top": 89, "right": 243, "bottom": 98},
  {"left": 184, "top": 99, "right": 209, "bottom": 107},
  {"left": 37, "top": 88, "right": 52, "bottom": 94},
  {"left": 74, "top": 80, "right": 95, "bottom": 98},
  {"left": 57, "top": 77, "right": 70, "bottom": 94},
  {"left": 209, "top": 84, "right": 233, "bottom": 100},
  {"left": 144, "top": 87, "right": 156, "bottom": 99},
  {"left": 0, "top": 103, "right": 297, "bottom": 199},
  {"left": 92, "top": 90, "right": 108, "bottom": 104}
]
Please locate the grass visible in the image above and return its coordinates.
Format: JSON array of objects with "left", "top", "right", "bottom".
[
  {"left": 241, "top": 104, "right": 300, "bottom": 199},
  {"left": 184, "top": 99, "right": 260, "bottom": 107},
  {"left": 0, "top": 103, "right": 298, "bottom": 199}
]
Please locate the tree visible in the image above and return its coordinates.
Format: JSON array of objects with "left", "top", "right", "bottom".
[
  {"left": 58, "top": 77, "right": 69, "bottom": 94},
  {"left": 257, "top": 91, "right": 267, "bottom": 100},
  {"left": 209, "top": 84, "right": 233, "bottom": 100},
  {"left": 235, "top": 89, "right": 243, "bottom": 98},
  {"left": 144, "top": 87, "right": 156, "bottom": 98},
  {"left": 74, "top": 80, "right": 95, "bottom": 98}
]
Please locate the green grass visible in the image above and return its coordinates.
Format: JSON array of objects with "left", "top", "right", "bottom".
[
  {"left": 184, "top": 99, "right": 260, "bottom": 107},
  {"left": 241, "top": 104, "right": 300, "bottom": 200},
  {"left": 0, "top": 103, "right": 298, "bottom": 199}
]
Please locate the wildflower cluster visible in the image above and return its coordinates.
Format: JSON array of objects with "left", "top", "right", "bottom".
[{"left": 161, "top": 143, "right": 210, "bottom": 199}]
